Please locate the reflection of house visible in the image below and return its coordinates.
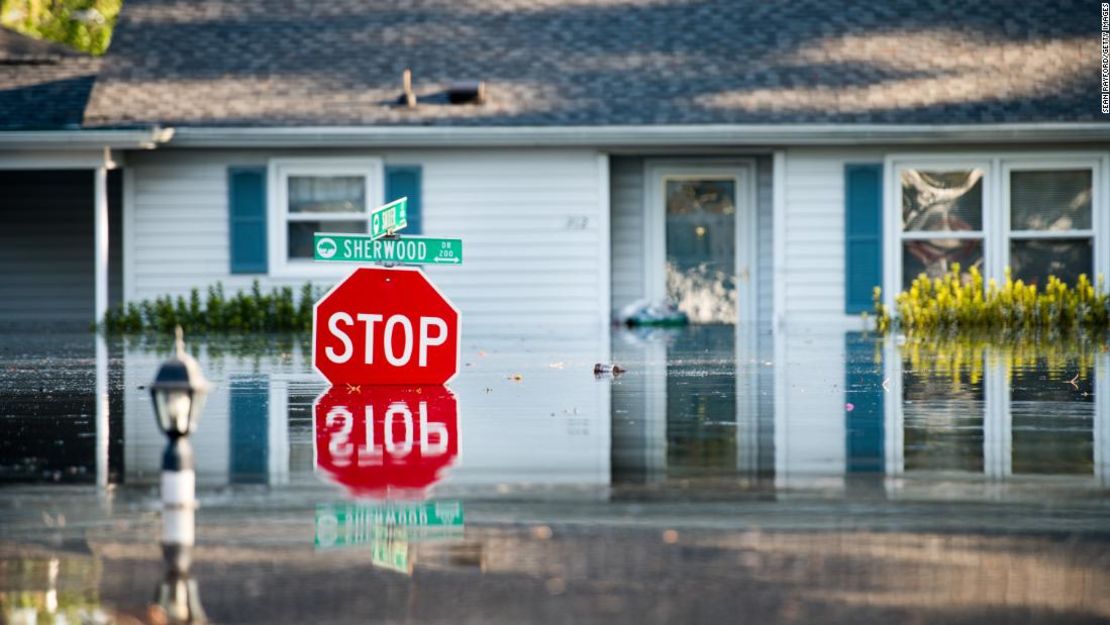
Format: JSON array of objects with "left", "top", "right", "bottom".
[
  {"left": 120, "top": 333, "right": 612, "bottom": 492},
  {"left": 774, "top": 333, "right": 1110, "bottom": 494},
  {"left": 1, "top": 2, "right": 1107, "bottom": 331}
]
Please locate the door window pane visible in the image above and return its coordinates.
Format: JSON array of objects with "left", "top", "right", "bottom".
[
  {"left": 664, "top": 179, "right": 736, "bottom": 324},
  {"left": 901, "top": 169, "right": 984, "bottom": 232},
  {"left": 1010, "top": 238, "right": 1093, "bottom": 286},
  {"left": 289, "top": 176, "right": 365, "bottom": 214},
  {"left": 288, "top": 220, "right": 365, "bottom": 259},
  {"left": 902, "top": 239, "right": 983, "bottom": 289},
  {"left": 1010, "top": 170, "right": 1092, "bottom": 231}
]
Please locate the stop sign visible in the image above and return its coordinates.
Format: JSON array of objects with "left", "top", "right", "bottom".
[
  {"left": 313, "top": 267, "right": 460, "bottom": 385},
  {"left": 313, "top": 385, "right": 459, "bottom": 498}
]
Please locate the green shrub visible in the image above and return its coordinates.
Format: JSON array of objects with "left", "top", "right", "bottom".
[
  {"left": 874, "top": 265, "right": 1109, "bottom": 333},
  {"left": 100, "top": 280, "right": 321, "bottom": 334}
]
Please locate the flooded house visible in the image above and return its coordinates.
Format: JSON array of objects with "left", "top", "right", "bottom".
[
  {"left": 3, "top": 3, "right": 1110, "bottom": 622},
  {"left": 2, "top": 0, "right": 1108, "bottom": 489},
  {"left": 0, "top": 0, "right": 1105, "bottom": 333}
]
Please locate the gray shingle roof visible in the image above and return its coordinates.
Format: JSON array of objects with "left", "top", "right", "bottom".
[
  {"left": 81, "top": 0, "right": 1105, "bottom": 127},
  {"left": 0, "top": 28, "right": 100, "bottom": 129}
]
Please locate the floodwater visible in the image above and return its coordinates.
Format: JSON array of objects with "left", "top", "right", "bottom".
[{"left": 1, "top": 326, "right": 1109, "bottom": 624}]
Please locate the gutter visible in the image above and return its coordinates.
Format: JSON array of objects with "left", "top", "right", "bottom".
[
  {"left": 0, "top": 127, "right": 175, "bottom": 150},
  {"left": 166, "top": 123, "right": 1110, "bottom": 149}
]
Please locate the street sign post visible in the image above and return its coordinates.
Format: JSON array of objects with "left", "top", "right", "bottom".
[
  {"left": 314, "top": 233, "right": 463, "bottom": 265},
  {"left": 312, "top": 266, "right": 460, "bottom": 385},
  {"left": 370, "top": 197, "right": 408, "bottom": 240},
  {"left": 313, "top": 385, "right": 459, "bottom": 498}
]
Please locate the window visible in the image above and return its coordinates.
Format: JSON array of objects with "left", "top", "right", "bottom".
[
  {"left": 270, "top": 158, "right": 383, "bottom": 276},
  {"left": 1006, "top": 165, "right": 1095, "bottom": 287},
  {"left": 886, "top": 154, "right": 1105, "bottom": 301},
  {"left": 899, "top": 166, "right": 986, "bottom": 289}
]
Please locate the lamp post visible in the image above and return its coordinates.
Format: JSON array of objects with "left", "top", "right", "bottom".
[{"left": 150, "top": 326, "right": 208, "bottom": 624}]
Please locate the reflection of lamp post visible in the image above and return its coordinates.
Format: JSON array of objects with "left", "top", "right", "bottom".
[{"left": 150, "top": 327, "right": 208, "bottom": 624}]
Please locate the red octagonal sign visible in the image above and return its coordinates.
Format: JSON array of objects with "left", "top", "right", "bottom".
[
  {"left": 314, "top": 385, "right": 459, "bottom": 499},
  {"left": 314, "top": 267, "right": 460, "bottom": 385}
]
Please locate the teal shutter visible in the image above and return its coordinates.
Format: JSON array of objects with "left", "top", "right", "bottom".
[
  {"left": 229, "top": 376, "right": 269, "bottom": 484},
  {"left": 845, "top": 164, "right": 883, "bottom": 313},
  {"left": 845, "top": 333, "right": 884, "bottom": 473},
  {"left": 228, "top": 167, "right": 268, "bottom": 274},
  {"left": 386, "top": 166, "right": 422, "bottom": 235}
]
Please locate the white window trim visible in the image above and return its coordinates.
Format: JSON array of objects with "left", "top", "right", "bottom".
[
  {"left": 885, "top": 157, "right": 992, "bottom": 303},
  {"left": 643, "top": 158, "right": 758, "bottom": 325},
  {"left": 1001, "top": 158, "right": 1101, "bottom": 279},
  {"left": 883, "top": 151, "right": 1109, "bottom": 309},
  {"left": 267, "top": 157, "right": 384, "bottom": 278}
]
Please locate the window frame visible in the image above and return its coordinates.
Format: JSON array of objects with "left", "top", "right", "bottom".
[
  {"left": 887, "top": 157, "right": 993, "bottom": 296},
  {"left": 1001, "top": 158, "right": 1100, "bottom": 285},
  {"left": 267, "top": 157, "right": 384, "bottom": 278},
  {"left": 882, "top": 152, "right": 1109, "bottom": 309}
]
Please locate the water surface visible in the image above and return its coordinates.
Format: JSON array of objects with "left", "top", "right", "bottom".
[{"left": 1, "top": 327, "right": 1108, "bottom": 624}]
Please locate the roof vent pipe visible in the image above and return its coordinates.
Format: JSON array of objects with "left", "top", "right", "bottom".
[
  {"left": 447, "top": 81, "right": 486, "bottom": 105},
  {"left": 401, "top": 69, "right": 416, "bottom": 108}
]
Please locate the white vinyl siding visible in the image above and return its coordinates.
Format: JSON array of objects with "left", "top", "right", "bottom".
[
  {"left": 126, "top": 148, "right": 606, "bottom": 330},
  {"left": 781, "top": 148, "right": 883, "bottom": 327}
]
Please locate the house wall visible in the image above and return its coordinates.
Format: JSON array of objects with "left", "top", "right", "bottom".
[
  {"left": 124, "top": 148, "right": 607, "bottom": 331},
  {"left": 608, "top": 154, "right": 774, "bottom": 328},
  {"left": 0, "top": 169, "right": 121, "bottom": 327},
  {"left": 780, "top": 147, "right": 883, "bottom": 329}
]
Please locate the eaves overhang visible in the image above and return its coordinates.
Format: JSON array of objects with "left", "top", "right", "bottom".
[
  {"left": 0, "top": 127, "right": 174, "bottom": 150},
  {"left": 164, "top": 123, "right": 1110, "bottom": 149}
]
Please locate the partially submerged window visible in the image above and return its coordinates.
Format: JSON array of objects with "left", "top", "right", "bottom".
[
  {"left": 1007, "top": 168, "right": 1094, "bottom": 286},
  {"left": 899, "top": 168, "right": 985, "bottom": 289},
  {"left": 888, "top": 155, "right": 1103, "bottom": 297}
]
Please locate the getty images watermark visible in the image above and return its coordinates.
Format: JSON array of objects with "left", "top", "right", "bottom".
[{"left": 1103, "top": 3, "right": 1109, "bottom": 113}]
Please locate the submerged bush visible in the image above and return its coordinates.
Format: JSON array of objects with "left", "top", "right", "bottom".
[
  {"left": 874, "top": 265, "right": 1109, "bottom": 333},
  {"left": 100, "top": 280, "right": 324, "bottom": 334}
]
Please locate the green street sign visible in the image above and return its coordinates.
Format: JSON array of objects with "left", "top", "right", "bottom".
[
  {"left": 315, "top": 501, "right": 464, "bottom": 549},
  {"left": 314, "top": 233, "right": 463, "bottom": 265},
  {"left": 370, "top": 197, "right": 408, "bottom": 240}
]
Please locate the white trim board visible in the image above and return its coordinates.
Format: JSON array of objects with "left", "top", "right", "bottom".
[{"left": 166, "top": 124, "right": 1110, "bottom": 148}]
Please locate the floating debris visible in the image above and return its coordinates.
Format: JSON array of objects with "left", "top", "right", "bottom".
[{"left": 593, "top": 363, "right": 625, "bottom": 377}]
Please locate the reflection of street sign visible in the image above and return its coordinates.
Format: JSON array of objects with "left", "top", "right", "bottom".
[
  {"left": 313, "top": 233, "right": 463, "bottom": 265},
  {"left": 371, "top": 533, "right": 411, "bottom": 574},
  {"left": 315, "top": 501, "right": 465, "bottom": 549},
  {"left": 313, "top": 267, "right": 460, "bottom": 385},
  {"left": 313, "top": 385, "right": 459, "bottom": 498},
  {"left": 370, "top": 197, "right": 408, "bottom": 240}
]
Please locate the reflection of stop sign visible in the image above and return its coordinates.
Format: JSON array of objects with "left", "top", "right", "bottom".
[
  {"left": 314, "top": 386, "right": 459, "bottom": 498},
  {"left": 313, "top": 267, "right": 460, "bottom": 385}
]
